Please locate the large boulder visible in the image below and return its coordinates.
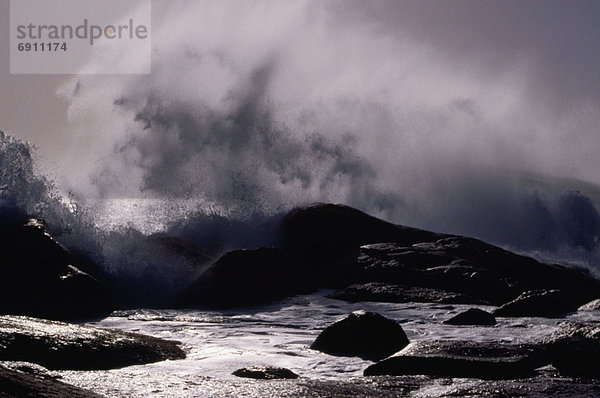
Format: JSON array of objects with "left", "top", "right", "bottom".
[
  {"left": 328, "top": 282, "right": 483, "bottom": 305},
  {"left": 0, "top": 315, "right": 186, "bottom": 370},
  {"left": 283, "top": 204, "right": 442, "bottom": 281},
  {"left": 310, "top": 311, "right": 409, "bottom": 360},
  {"left": 176, "top": 248, "right": 306, "bottom": 308},
  {"left": 364, "top": 340, "right": 542, "bottom": 379},
  {"left": 443, "top": 308, "right": 497, "bottom": 326},
  {"left": 0, "top": 363, "right": 103, "bottom": 398},
  {"left": 542, "top": 322, "right": 600, "bottom": 378},
  {"left": 232, "top": 366, "right": 299, "bottom": 380},
  {"left": 493, "top": 289, "right": 580, "bottom": 317},
  {"left": 0, "top": 218, "right": 114, "bottom": 320}
]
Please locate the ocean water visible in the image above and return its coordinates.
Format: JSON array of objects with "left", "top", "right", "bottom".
[{"left": 57, "top": 293, "right": 597, "bottom": 398}]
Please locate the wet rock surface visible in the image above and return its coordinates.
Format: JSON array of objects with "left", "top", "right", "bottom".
[
  {"left": 541, "top": 322, "right": 600, "bottom": 378},
  {"left": 328, "top": 282, "right": 483, "bottom": 305},
  {"left": 0, "top": 218, "right": 114, "bottom": 321},
  {"left": 439, "top": 373, "right": 600, "bottom": 398},
  {"left": 310, "top": 310, "right": 409, "bottom": 360},
  {"left": 232, "top": 366, "right": 299, "bottom": 380},
  {"left": 579, "top": 298, "right": 600, "bottom": 311},
  {"left": 493, "top": 289, "right": 580, "bottom": 317},
  {"left": 0, "top": 362, "right": 103, "bottom": 398},
  {"left": 0, "top": 315, "right": 186, "bottom": 370},
  {"left": 364, "top": 340, "right": 542, "bottom": 379},
  {"left": 443, "top": 308, "right": 497, "bottom": 326}
]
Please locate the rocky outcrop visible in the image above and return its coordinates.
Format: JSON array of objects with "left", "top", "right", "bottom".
[
  {"left": 579, "top": 298, "right": 600, "bottom": 311},
  {"left": 443, "top": 308, "right": 497, "bottom": 326},
  {"left": 0, "top": 315, "right": 186, "bottom": 370},
  {"left": 0, "top": 363, "right": 103, "bottom": 398},
  {"left": 493, "top": 289, "right": 580, "bottom": 317},
  {"left": 176, "top": 247, "right": 306, "bottom": 308},
  {"left": 364, "top": 340, "right": 541, "bottom": 379},
  {"left": 310, "top": 311, "right": 409, "bottom": 360},
  {"left": 283, "top": 203, "right": 443, "bottom": 286},
  {"left": 328, "top": 282, "right": 483, "bottom": 305},
  {"left": 232, "top": 366, "right": 299, "bottom": 379},
  {"left": 0, "top": 218, "right": 114, "bottom": 320},
  {"left": 353, "top": 238, "right": 599, "bottom": 307},
  {"left": 541, "top": 322, "right": 600, "bottom": 378},
  {"left": 178, "top": 203, "right": 600, "bottom": 309}
]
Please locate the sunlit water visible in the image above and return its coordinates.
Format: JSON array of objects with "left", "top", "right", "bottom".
[{"left": 58, "top": 292, "right": 597, "bottom": 398}]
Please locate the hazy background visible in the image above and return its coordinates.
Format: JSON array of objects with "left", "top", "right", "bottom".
[{"left": 1, "top": 0, "right": 600, "bottom": 261}]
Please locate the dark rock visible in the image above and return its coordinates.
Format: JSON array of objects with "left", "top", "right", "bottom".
[
  {"left": 0, "top": 218, "right": 114, "bottom": 320},
  {"left": 328, "top": 282, "right": 483, "bottom": 305},
  {"left": 579, "top": 298, "right": 600, "bottom": 311},
  {"left": 364, "top": 340, "right": 542, "bottom": 379},
  {"left": 0, "top": 363, "right": 104, "bottom": 398},
  {"left": 356, "top": 243, "right": 516, "bottom": 305},
  {"left": 356, "top": 238, "right": 600, "bottom": 307},
  {"left": 439, "top": 374, "right": 600, "bottom": 398},
  {"left": 232, "top": 366, "right": 299, "bottom": 380},
  {"left": 0, "top": 315, "right": 186, "bottom": 370},
  {"left": 176, "top": 247, "right": 306, "bottom": 308},
  {"left": 542, "top": 322, "right": 600, "bottom": 378},
  {"left": 283, "top": 204, "right": 442, "bottom": 277},
  {"left": 493, "top": 289, "right": 579, "bottom": 317},
  {"left": 310, "top": 310, "right": 409, "bottom": 360},
  {"left": 443, "top": 308, "right": 496, "bottom": 326}
]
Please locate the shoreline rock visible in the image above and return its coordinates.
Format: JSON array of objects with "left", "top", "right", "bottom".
[
  {"left": 232, "top": 366, "right": 299, "bottom": 380},
  {"left": 310, "top": 310, "right": 409, "bottom": 360},
  {"left": 0, "top": 315, "right": 186, "bottom": 370},
  {"left": 364, "top": 340, "right": 542, "bottom": 379},
  {"left": 0, "top": 218, "right": 114, "bottom": 321},
  {"left": 443, "top": 308, "right": 497, "bottom": 326}
]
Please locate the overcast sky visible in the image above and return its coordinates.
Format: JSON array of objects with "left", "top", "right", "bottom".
[{"left": 1, "top": 0, "right": 599, "bottom": 183}]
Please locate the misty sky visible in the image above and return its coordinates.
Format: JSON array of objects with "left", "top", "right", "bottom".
[{"left": 1, "top": 0, "right": 599, "bottom": 190}]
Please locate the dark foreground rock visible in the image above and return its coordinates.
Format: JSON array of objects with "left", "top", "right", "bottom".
[
  {"left": 0, "top": 363, "right": 103, "bottom": 398},
  {"left": 0, "top": 218, "right": 113, "bottom": 320},
  {"left": 493, "top": 289, "right": 579, "bottom": 317},
  {"left": 176, "top": 248, "right": 307, "bottom": 308},
  {"left": 328, "top": 282, "right": 484, "bottom": 305},
  {"left": 443, "top": 308, "right": 497, "bottom": 326},
  {"left": 542, "top": 322, "right": 600, "bottom": 378},
  {"left": 364, "top": 340, "right": 542, "bottom": 379},
  {"left": 439, "top": 374, "right": 600, "bottom": 398},
  {"left": 232, "top": 366, "right": 299, "bottom": 380},
  {"left": 0, "top": 315, "right": 185, "bottom": 370},
  {"left": 310, "top": 311, "right": 409, "bottom": 360}
]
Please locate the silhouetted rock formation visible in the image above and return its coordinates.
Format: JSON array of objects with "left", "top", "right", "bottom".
[
  {"left": 0, "top": 218, "right": 114, "bottom": 320},
  {"left": 328, "top": 282, "right": 483, "bottom": 305},
  {"left": 232, "top": 366, "right": 299, "bottom": 380},
  {"left": 443, "top": 308, "right": 497, "bottom": 326},
  {"left": 364, "top": 340, "right": 540, "bottom": 379},
  {"left": 0, "top": 315, "right": 185, "bottom": 370},
  {"left": 0, "top": 363, "right": 103, "bottom": 398},
  {"left": 310, "top": 311, "right": 409, "bottom": 360},
  {"left": 176, "top": 247, "right": 305, "bottom": 308},
  {"left": 493, "top": 289, "right": 579, "bottom": 317},
  {"left": 178, "top": 203, "right": 600, "bottom": 310}
]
